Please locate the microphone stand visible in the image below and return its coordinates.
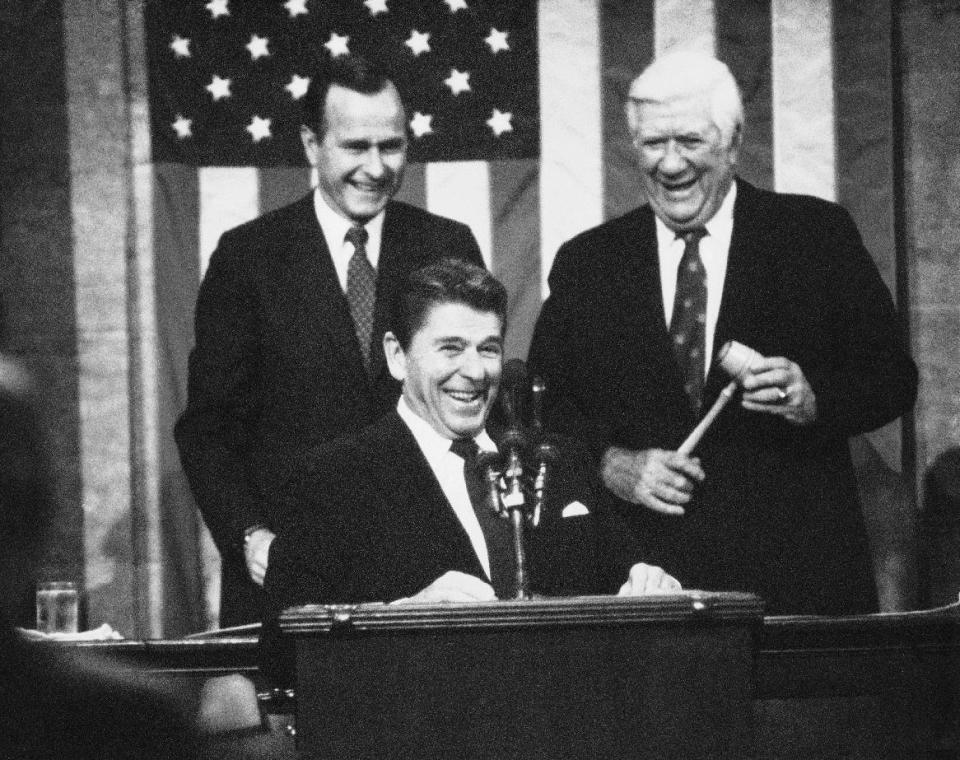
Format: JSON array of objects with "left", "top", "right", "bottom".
[{"left": 499, "top": 434, "right": 531, "bottom": 600}]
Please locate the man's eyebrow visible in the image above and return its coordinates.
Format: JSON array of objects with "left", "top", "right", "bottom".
[{"left": 341, "top": 137, "right": 406, "bottom": 148}]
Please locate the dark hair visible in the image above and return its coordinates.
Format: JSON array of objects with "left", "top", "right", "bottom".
[
  {"left": 302, "top": 55, "right": 399, "bottom": 136},
  {"left": 392, "top": 259, "right": 507, "bottom": 350}
]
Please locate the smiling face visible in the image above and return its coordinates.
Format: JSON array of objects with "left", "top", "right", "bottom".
[
  {"left": 385, "top": 302, "right": 504, "bottom": 440},
  {"left": 301, "top": 82, "right": 407, "bottom": 223},
  {"left": 629, "top": 95, "right": 740, "bottom": 232}
]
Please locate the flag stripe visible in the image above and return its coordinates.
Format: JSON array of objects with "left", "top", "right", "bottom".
[
  {"left": 771, "top": 0, "right": 836, "bottom": 199},
  {"left": 198, "top": 168, "right": 259, "bottom": 277},
  {"left": 151, "top": 162, "right": 212, "bottom": 633},
  {"left": 537, "top": 0, "right": 604, "bottom": 296},
  {"left": 654, "top": 0, "right": 715, "bottom": 55},
  {"left": 489, "top": 158, "right": 541, "bottom": 359},
  {"left": 394, "top": 161, "right": 428, "bottom": 210},
  {"left": 715, "top": 0, "right": 774, "bottom": 191},
  {"left": 425, "top": 161, "right": 494, "bottom": 268},
  {"left": 258, "top": 166, "right": 312, "bottom": 215},
  {"left": 599, "top": 0, "right": 655, "bottom": 221}
]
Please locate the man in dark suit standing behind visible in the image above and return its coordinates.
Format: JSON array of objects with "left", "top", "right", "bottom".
[
  {"left": 528, "top": 51, "right": 917, "bottom": 616},
  {"left": 175, "top": 56, "right": 483, "bottom": 626}
]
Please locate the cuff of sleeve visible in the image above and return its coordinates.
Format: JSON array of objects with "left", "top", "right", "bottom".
[{"left": 240, "top": 523, "right": 269, "bottom": 549}]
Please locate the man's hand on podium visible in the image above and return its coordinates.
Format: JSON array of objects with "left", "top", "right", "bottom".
[
  {"left": 617, "top": 563, "right": 683, "bottom": 596},
  {"left": 391, "top": 571, "right": 496, "bottom": 605}
]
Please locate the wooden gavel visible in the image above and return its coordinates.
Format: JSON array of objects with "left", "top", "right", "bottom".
[{"left": 677, "top": 340, "right": 761, "bottom": 455}]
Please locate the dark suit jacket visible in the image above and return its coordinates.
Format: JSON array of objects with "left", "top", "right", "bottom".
[
  {"left": 174, "top": 195, "right": 483, "bottom": 625},
  {"left": 528, "top": 179, "right": 918, "bottom": 616},
  {"left": 264, "top": 411, "right": 639, "bottom": 609}
]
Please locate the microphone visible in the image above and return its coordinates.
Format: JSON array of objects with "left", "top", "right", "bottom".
[
  {"left": 530, "top": 440, "right": 559, "bottom": 527},
  {"left": 474, "top": 451, "right": 505, "bottom": 516},
  {"left": 499, "top": 358, "right": 529, "bottom": 429},
  {"left": 497, "top": 426, "right": 528, "bottom": 510}
]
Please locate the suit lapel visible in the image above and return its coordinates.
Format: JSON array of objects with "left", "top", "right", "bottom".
[
  {"left": 706, "top": 179, "right": 776, "bottom": 399},
  {"left": 620, "top": 207, "right": 697, "bottom": 421},
  {"left": 287, "top": 195, "right": 371, "bottom": 387},
  {"left": 371, "top": 414, "right": 487, "bottom": 577},
  {"left": 368, "top": 205, "right": 406, "bottom": 382}
]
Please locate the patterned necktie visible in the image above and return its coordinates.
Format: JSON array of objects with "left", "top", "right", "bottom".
[
  {"left": 670, "top": 228, "right": 708, "bottom": 413},
  {"left": 449, "top": 437, "right": 516, "bottom": 598},
  {"left": 345, "top": 225, "right": 376, "bottom": 373}
]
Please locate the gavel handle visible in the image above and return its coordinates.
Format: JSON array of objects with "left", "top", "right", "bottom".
[{"left": 677, "top": 379, "right": 738, "bottom": 455}]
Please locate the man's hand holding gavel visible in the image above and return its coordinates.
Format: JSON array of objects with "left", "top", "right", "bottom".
[
  {"left": 601, "top": 342, "right": 818, "bottom": 516},
  {"left": 601, "top": 446, "right": 705, "bottom": 516},
  {"left": 738, "top": 354, "right": 818, "bottom": 426}
]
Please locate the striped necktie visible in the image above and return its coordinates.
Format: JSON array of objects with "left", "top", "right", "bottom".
[
  {"left": 345, "top": 224, "right": 376, "bottom": 373},
  {"left": 669, "top": 228, "right": 708, "bottom": 413}
]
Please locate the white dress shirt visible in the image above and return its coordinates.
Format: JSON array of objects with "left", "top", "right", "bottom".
[
  {"left": 313, "top": 189, "right": 385, "bottom": 291},
  {"left": 396, "top": 396, "right": 499, "bottom": 581},
  {"left": 656, "top": 181, "right": 737, "bottom": 377}
]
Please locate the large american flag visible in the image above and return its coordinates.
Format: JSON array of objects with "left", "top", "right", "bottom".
[{"left": 138, "top": 0, "right": 901, "bottom": 632}]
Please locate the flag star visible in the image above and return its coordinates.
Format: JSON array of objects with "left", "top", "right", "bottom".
[
  {"left": 364, "top": 0, "right": 388, "bottom": 15},
  {"left": 405, "top": 30, "right": 431, "bottom": 56},
  {"left": 484, "top": 28, "right": 510, "bottom": 54},
  {"left": 444, "top": 69, "right": 471, "bottom": 95},
  {"left": 171, "top": 114, "right": 192, "bottom": 138},
  {"left": 284, "top": 0, "right": 308, "bottom": 16},
  {"left": 206, "top": 75, "right": 232, "bottom": 100},
  {"left": 205, "top": 0, "right": 229, "bottom": 19},
  {"left": 444, "top": 0, "right": 468, "bottom": 11},
  {"left": 246, "top": 34, "right": 270, "bottom": 60},
  {"left": 246, "top": 115, "right": 272, "bottom": 142},
  {"left": 324, "top": 31, "right": 350, "bottom": 57},
  {"left": 285, "top": 74, "right": 311, "bottom": 100},
  {"left": 169, "top": 35, "right": 191, "bottom": 58},
  {"left": 486, "top": 108, "right": 513, "bottom": 136},
  {"left": 409, "top": 112, "right": 433, "bottom": 138}
]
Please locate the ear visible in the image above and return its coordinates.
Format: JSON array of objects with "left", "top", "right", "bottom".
[
  {"left": 300, "top": 124, "right": 319, "bottom": 167},
  {"left": 727, "top": 122, "right": 743, "bottom": 162},
  {"left": 383, "top": 331, "right": 407, "bottom": 382},
  {"left": 624, "top": 100, "right": 640, "bottom": 137}
]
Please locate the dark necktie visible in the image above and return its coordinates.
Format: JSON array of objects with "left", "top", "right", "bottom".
[
  {"left": 449, "top": 437, "right": 516, "bottom": 599},
  {"left": 345, "top": 225, "right": 376, "bottom": 373},
  {"left": 670, "top": 228, "right": 708, "bottom": 413}
]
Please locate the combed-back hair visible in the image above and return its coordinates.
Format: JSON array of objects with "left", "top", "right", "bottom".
[
  {"left": 392, "top": 259, "right": 507, "bottom": 350},
  {"left": 626, "top": 50, "right": 744, "bottom": 145},
  {"left": 302, "top": 55, "right": 398, "bottom": 136}
]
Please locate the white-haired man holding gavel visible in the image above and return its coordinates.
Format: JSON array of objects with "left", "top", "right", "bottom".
[{"left": 528, "top": 50, "right": 918, "bottom": 616}]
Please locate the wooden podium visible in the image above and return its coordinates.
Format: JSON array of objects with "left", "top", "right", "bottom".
[{"left": 279, "top": 592, "right": 763, "bottom": 759}]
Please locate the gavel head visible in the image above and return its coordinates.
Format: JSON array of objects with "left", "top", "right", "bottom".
[{"left": 715, "top": 340, "right": 763, "bottom": 383}]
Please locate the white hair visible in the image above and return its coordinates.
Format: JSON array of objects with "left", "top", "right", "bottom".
[{"left": 626, "top": 50, "right": 744, "bottom": 145}]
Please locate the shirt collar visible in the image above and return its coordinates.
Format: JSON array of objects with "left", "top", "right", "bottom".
[
  {"left": 654, "top": 179, "right": 737, "bottom": 248},
  {"left": 312, "top": 188, "right": 385, "bottom": 257},
  {"left": 396, "top": 395, "right": 497, "bottom": 456}
]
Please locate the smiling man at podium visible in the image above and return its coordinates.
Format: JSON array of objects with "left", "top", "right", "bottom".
[{"left": 263, "top": 259, "right": 680, "bottom": 610}]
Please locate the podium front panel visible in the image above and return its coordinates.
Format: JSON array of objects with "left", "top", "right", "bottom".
[{"left": 280, "top": 592, "right": 763, "bottom": 759}]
